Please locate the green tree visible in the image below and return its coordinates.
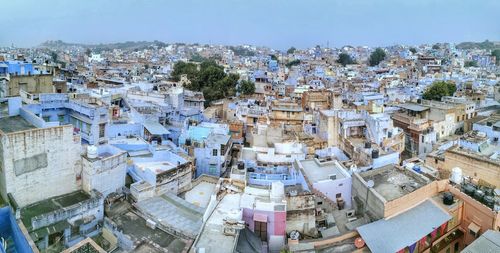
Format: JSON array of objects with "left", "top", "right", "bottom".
[
  {"left": 170, "top": 60, "right": 239, "bottom": 105},
  {"left": 287, "top": 47, "right": 296, "bottom": 54},
  {"left": 422, "top": 81, "right": 456, "bottom": 101},
  {"left": 170, "top": 61, "right": 198, "bottom": 82},
  {"left": 464, "top": 61, "right": 478, "bottom": 67},
  {"left": 369, "top": 48, "right": 386, "bottom": 66},
  {"left": 409, "top": 47, "right": 417, "bottom": 54},
  {"left": 491, "top": 49, "right": 500, "bottom": 65},
  {"left": 270, "top": 54, "right": 278, "bottom": 61},
  {"left": 432, "top": 44, "right": 440, "bottom": 50},
  {"left": 85, "top": 48, "right": 92, "bottom": 57},
  {"left": 285, "top": 59, "right": 301, "bottom": 68},
  {"left": 50, "top": 51, "right": 58, "bottom": 63},
  {"left": 336, "top": 53, "right": 355, "bottom": 66},
  {"left": 238, "top": 80, "right": 256, "bottom": 95}
]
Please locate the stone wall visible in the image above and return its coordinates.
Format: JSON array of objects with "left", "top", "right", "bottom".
[
  {"left": 8, "top": 74, "right": 53, "bottom": 96},
  {"left": 444, "top": 149, "right": 500, "bottom": 187},
  {"left": 0, "top": 125, "right": 81, "bottom": 207}
]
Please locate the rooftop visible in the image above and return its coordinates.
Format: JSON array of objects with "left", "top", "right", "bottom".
[
  {"left": 0, "top": 115, "right": 37, "bottom": 133},
  {"left": 194, "top": 193, "right": 242, "bottom": 253},
  {"left": 398, "top": 103, "right": 429, "bottom": 112},
  {"left": 298, "top": 159, "right": 350, "bottom": 183},
  {"left": 357, "top": 200, "right": 451, "bottom": 253},
  {"left": 135, "top": 193, "right": 204, "bottom": 239},
  {"left": 107, "top": 201, "right": 187, "bottom": 252},
  {"left": 135, "top": 161, "right": 178, "bottom": 175},
  {"left": 183, "top": 181, "right": 217, "bottom": 208},
  {"left": 462, "top": 230, "right": 500, "bottom": 253},
  {"left": 21, "top": 190, "right": 91, "bottom": 230},
  {"left": 360, "top": 165, "right": 428, "bottom": 201}
]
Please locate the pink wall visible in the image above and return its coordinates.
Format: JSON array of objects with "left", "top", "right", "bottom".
[{"left": 243, "top": 208, "right": 287, "bottom": 240}]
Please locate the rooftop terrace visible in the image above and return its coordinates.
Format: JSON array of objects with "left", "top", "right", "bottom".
[
  {"left": 107, "top": 201, "right": 187, "bottom": 252},
  {"left": 360, "top": 165, "right": 428, "bottom": 201},
  {"left": 0, "top": 115, "right": 37, "bottom": 133},
  {"left": 298, "top": 159, "right": 349, "bottom": 183},
  {"left": 21, "top": 190, "right": 91, "bottom": 230}
]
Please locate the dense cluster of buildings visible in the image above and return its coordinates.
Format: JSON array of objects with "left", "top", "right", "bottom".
[{"left": 0, "top": 41, "right": 499, "bottom": 253}]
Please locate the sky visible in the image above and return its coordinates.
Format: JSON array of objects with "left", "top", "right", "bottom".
[{"left": 1, "top": 0, "right": 499, "bottom": 49}]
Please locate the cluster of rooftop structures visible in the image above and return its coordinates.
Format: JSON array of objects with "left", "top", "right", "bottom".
[{"left": 0, "top": 40, "right": 499, "bottom": 253}]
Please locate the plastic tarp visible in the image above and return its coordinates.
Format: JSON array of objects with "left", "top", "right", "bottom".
[{"left": 0, "top": 207, "right": 33, "bottom": 253}]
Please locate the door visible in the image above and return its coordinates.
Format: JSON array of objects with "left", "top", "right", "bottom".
[{"left": 254, "top": 221, "right": 267, "bottom": 241}]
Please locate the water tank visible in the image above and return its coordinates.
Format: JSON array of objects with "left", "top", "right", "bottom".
[
  {"left": 364, "top": 142, "right": 371, "bottom": 149},
  {"left": 87, "top": 145, "right": 98, "bottom": 159},
  {"left": 462, "top": 184, "right": 475, "bottom": 196},
  {"left": 443, "top": 192, "right": 454, "bottom": 205},
  {"left": 237, "top": 162, "right": 244, "bottom": 170},
  {"left": 271, "top": 181, "right": 285, "bottom": 200},
  {"left": 450, "top": 167, "right": 463, "bottom": 184},
  {"left": 474, "top": 190, "right": 485, "bottom": 202},
  {"left": 483, "top": 196, "right": 495, "bottom": 208},
  {"left": 371, "top": 149, "right": 379, "bottom": 159},
  {"left": 412, "top": 165, "right": 421, "bottom": 173}
]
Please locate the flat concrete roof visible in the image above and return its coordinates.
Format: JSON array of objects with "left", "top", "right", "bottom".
[
  {"left": 360, "top": 166, "right": 426, "bottom": 201},
  {"left": 299, "top": 159, "right": 349, "bottom": 183},
  {"left": 184, "top": 181, "right": 216, "bottom": 208},
  {"left": 462, "top": 230, "right": 500, "bottom": 253},
  {"left": 135, "top": 193, "right": 204, "bottom": 239},
  {"left": 135, "top": 161, "right": 177, "bottom": 175},
  {"left": 195, "top": 193, "right": 242, "bottom": 253},
  {"left": 21, "top": 190, "right": 91, "bottom": 230},
  {"left": 398, "top": 103, "right": 429, "bottom": 112},
  {"left": 108, "top": 201, "right": 187, "bottom": 252},
  {"left": 0, "top": 115, "right": 37, "bottom": 133}
]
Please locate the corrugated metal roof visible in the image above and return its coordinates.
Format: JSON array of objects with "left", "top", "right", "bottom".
[{"left": 357, "top": 200, "right": 451, "bottom": 253}]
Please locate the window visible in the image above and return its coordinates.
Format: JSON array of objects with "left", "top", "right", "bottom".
[
  {"left": 336, "top": 193, "right": 342, "bottom": 198},
  {"left": 212, "top": 149, "right": 218, "bottom": 156},
  {"left": 99, "top": 123, "right": 105, "bottom": 138},
  {"left": 454, "top": 242, "right": 459, "bottom": 253}
]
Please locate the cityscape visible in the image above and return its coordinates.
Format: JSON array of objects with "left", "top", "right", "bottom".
[{"left": 0, "top": 1, "right": 500, "bottom": 253}]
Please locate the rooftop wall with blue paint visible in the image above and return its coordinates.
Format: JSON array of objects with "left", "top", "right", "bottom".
[
  {"left": 0, "top": 61, "right": 41, "bottom": 75},
  {"left": 0, "top": 207, "right": 33, "bottom": 253},
  {"left": 178, "top": 125, "right": 213, "bottom": 145}
]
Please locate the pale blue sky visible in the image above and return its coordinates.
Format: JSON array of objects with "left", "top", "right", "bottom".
[{"left": 1, "top": 0, "right": 499, "bottom": 49}]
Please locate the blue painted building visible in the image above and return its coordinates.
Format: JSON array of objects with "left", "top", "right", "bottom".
[
  {"left": 0, "top": 61, "right": 39, "bottom": 75},
  {"left": 0, "top": 207, "right": 33, "bottom": 253},
  {"left": 23, "top": 93, "right": 109, "bottom": 145}
]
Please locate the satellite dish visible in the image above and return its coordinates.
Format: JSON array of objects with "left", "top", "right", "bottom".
[{"left": 366, "top": 180, "right": 375, "bottom": 188}]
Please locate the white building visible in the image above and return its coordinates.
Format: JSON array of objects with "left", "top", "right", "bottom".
[{"left": 81, "top": 144, "right": 128, "bottom": 198}]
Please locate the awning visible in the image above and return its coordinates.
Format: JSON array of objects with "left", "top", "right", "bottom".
[
  {"left": 357, "top": 200, "right": 451, "bottom": 253},
  {"left": 143, "top": 122, "right": 170, "bottom": 135},
  {"left": 468, "top": 222, "right": 481, "bottom": 234},
  {"left": 253, "top": 213, "right": 268, "bottom": 222}
]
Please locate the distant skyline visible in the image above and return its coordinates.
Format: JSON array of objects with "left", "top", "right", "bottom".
[{"left": 1, "top": 0, "right": 499, "bottom": 49}]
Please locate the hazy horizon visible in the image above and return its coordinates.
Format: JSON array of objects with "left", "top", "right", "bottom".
[{"left": 1, "top": 0, "right": 499, "bottom": 49}]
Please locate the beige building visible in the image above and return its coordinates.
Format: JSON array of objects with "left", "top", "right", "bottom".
[
  {"left": 7, "top": 74, "right": 54, "bottom": 96},
  {"left": 270, "top": 100, "right": 304, "bottom": 130}
]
